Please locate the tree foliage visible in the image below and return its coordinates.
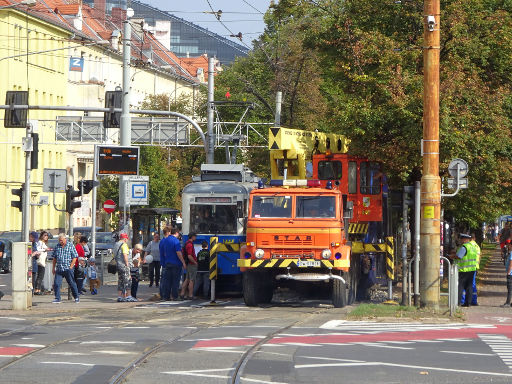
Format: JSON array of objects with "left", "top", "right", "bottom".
[{"left": 215, "top": 0, "right": 512, "bottom": 227}]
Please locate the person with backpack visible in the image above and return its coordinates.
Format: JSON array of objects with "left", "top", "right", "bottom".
[
  {"left": 179, "top": 233, "right": 198, "bottom": 300},
  {"left": 194, "top": 240, "right": 210, "bottom": 298}
]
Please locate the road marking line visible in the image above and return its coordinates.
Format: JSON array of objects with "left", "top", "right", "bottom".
[
  {"left": 298, "top": 356, "right": 365, "bottom": 363},
  {"left": 91, "top": 350, "right": 137, "bottom": 355},
  {"left": 80, "top": 341, "right": 135, "bottom": 344},
  {"left": 162, "top": 368, "right": 233, "bottom": 379},
  {"left": 355, "top": 342, "right": 413, "bottom": 350},
  {"left": 240, "top": 378, "right": 288, "bottom": 384},
  {"left": 46, "top": 352, "right": 87, "bottom": 356},
  {"left": 122, "top": 326, "right": 149, "bottom": 329},
  {"left": 441, "top": 350, "right": 496, "bottom": 356},
  {"left": 256, "top": 351, "right": 291, "bottom": 357},
  {"left": 295, "top": 361, "right": 512, "bottom": 377},
  {"left": 21, "top": 338, "right": 33, "bottom": 340},
  {"left": 41, "top": 362, "right": 95, "bottom": 367},
  {"left": 196, "top": 349, "right": 244, "bottom": 354},
  {"left": 0, "top": 316, "right": 25, "bottom": 321},
  {"left": 11, "top": 344, "right": 45, "bottom": 348}
]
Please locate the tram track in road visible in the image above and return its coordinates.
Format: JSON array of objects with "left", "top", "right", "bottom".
[
  {"left": 0, "top": 308, "right": 193, "bottom": 373},
  {"left": 107, "top": 311, "right": 246, "bottom": 384},
  {"left": 230, "top": 306, "right": 332, "bottom": 384}
]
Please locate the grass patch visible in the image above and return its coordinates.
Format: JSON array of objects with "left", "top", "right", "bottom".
[{"left": 347, "top": 303, "right": 464, "bottom": 320}]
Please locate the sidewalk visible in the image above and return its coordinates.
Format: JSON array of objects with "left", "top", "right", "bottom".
[
  {"left": 465, "top": 244, "right": 512, "bottom": 324},
  {"left": 0, "top": 279, "right": 158, "bottom": 316}
]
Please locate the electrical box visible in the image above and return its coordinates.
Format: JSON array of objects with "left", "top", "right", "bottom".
[{"left": 12, "top": 242, "right": 32, "bottom": 310}]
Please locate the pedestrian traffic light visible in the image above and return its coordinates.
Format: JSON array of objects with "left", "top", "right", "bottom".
[
  {"left": 11, "top": 184, "right": 24, "bottom": 212},
  {"left": 77, "top": 179, "right": 99, "bottom": 195},
  {"left": 103, "top": 90, "right": 122, "bottom": 128},
  {"left": 30, "top": 132, "right": 38, "bottom": 170},
  {"left": 4, "top": 91, "right": 28, "bottom": 128},
  {"left": 65, "top": 185, "right": 82, "bottom": 214}
]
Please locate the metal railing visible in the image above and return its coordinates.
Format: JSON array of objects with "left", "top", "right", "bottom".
[
  {"left": 405, "top": 256, "right": 458, "bottom": 316},
  {"left": 440, "top": 256, "right": 459, "bottom": 316}
]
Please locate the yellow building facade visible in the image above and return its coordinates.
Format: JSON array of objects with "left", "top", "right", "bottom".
[
  {"left": 0, "top": 5, "right": 199, "bottom": 234},
  {"left": 0, "top": 7, "right": 72, "bottom": 232}
]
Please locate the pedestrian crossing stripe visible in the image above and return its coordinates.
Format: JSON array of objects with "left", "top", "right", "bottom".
[
  {"left": 237, "top": 258, "right": 350, "bottom": 269},
  {"left": 348, "top": 223, "right": 369, "bottom": 235}
]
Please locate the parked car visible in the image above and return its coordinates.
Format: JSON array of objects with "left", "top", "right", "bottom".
[
  {"left": 91, "top": 232, "right": 116, "bottom": 252},
  {"left": 46, "top": 238, "right": 60, "bottom": 261},
  {"left": 0, "top": 238, "right": 13, "bottom": 273},
  {"left": 0, "top": 232, "right": 22, "bottom": 242}
]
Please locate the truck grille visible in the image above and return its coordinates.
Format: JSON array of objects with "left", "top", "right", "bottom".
[
  {"left": 261, "top": 238, "right": 313, "bottom": 247},
  {"left": 271, "top": 249, "right": 314, "bottom": 258}
]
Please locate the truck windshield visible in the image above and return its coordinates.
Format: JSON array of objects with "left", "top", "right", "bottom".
[
  {"left": 296, "top": 196, "right": 336, "bottom": 218},
  {"left": 251, "top": 196, "right": 292, "bottom": 218},
  {"left": 189, "top": 204, "right": 237, "bottom": 234}
]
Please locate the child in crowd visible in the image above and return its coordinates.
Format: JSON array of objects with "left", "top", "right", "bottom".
[
  {"left": 87, "top": 258, "right": 100, "bottom": 295},
  {"left": 130, "top": 256, "right": 141, "bottom": 300},
  {"left": 75, "top": 257, "right": 86, "bottom": 295}
]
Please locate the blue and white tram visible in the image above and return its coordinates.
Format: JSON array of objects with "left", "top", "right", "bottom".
[{"left": 181, "top": 164, "right": 260, "bottom": 291}]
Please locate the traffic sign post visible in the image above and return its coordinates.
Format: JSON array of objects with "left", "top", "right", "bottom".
[{"left": 443, "top": 158, "right": 469, "bottom": 197}]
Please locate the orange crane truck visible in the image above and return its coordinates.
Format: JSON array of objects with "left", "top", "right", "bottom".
[{"left": 238, "top": 179, "right": 352, "bottom": 307}]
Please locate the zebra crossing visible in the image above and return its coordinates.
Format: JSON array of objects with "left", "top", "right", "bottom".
[
  {"left": 479, "top": 334, "right": 512, "bottom": 370},
  {"left": 319, "top": 320, "right": 496, "bottom": 334}
]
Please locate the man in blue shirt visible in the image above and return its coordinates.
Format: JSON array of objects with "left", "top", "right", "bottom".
[
  {"left": 52, "top": 233, "right": 79, "bottom": 303},
  {"left": 159, "top": 227, "right": 170, "bottom": 300},
  {"left": 161, "top": 227, "right": 186, "bottom": 301}
]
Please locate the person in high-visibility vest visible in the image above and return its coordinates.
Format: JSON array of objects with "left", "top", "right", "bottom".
[
  {"left": 462, "top": 234, "right": 481, "bottom": 306},
  {"left": 455, "top": 233, "right": 479, "bottom": 307}
]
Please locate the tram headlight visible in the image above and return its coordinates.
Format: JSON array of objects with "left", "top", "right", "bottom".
[
  {"left": 321, "top": 249, "right": 332, "bottom": 259},
  {"left": 254, "top": 249, "right": 265, "bottom": 259}
]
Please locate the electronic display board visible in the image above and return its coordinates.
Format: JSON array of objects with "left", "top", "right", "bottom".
[{"left": 97, "top": 146, "right": 139, "bottom": 176}]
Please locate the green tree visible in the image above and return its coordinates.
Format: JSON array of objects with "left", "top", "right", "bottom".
[{"left": 216, "top": 0, "right": 512, "bottom": 227}]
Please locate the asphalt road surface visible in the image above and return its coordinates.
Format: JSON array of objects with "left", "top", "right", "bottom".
[{"left": 2, "top": 275, "right": 512, "bottom": 383}]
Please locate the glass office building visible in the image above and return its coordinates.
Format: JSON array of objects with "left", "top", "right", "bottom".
[{"left": 83, "top": 0, "right": 249, "bottom": 65}]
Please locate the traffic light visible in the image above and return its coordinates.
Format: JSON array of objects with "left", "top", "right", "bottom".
[
  {"left": 103, "top": 90, "right": 122, "bottom": 128},
  {"left": 65, "top": 185, "right": 82, "bottom": 214},
  {"left": 11, "top": 184, "right": 24, "bottom": 212},
  {"left": 4, "top": 91, "right": 28, "bottom": 128},
  {"left": 78, "top": 179, "right": 99, "bottom": 195},
  {"left": 30, "top": 132, "right": 39, "bottom": 170}
]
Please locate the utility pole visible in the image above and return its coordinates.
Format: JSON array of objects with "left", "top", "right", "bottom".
[
  {"left": 207, "top": 57, "right": 215, "bottom": 164},
  {"left": 120, "top": 11, "right": 132, "bottom": 146},
  {"left": 68, "top": 167, "right": 74, "bottom": 239},
  {"left": 420, "top": 0, "right": 441, "bottom": 308},
  {"left": 22, "top": 124, "right": 32, "bottom": 242},
  {"left": 91, "top": 146, "right": 98, "bottom": 259}
]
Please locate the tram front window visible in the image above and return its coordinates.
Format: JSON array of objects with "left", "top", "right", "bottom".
[{"left": 189, "top": 204, "right": 237, "bottom": 234}]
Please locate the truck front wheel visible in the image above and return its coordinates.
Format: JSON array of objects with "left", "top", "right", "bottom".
[
  {"left": 332, "top": 274, "right": 347, "bottom": 308},
  {"left": 243, "top": 271, "right": 273, "bottom": 306}
]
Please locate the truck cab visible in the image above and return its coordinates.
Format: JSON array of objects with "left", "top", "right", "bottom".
[{"left": 238, "top": 180, "right": 352, "bottom": 307}]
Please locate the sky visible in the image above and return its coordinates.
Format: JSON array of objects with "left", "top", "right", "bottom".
[{"left": 138, "top": 0, "right": 273, "bottom": 48}]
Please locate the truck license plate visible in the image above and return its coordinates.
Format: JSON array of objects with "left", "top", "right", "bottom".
[{"left": 298, "top": 260, "right": 320, "bottom": 267}]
